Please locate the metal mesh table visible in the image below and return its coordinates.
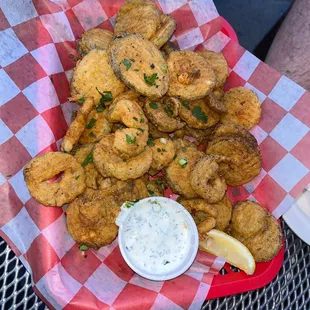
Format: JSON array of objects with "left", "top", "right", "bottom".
[{"left": 1, "top": 219, "right": 309, "bottom": 310}]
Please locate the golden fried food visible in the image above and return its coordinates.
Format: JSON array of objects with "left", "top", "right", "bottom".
[
  {"left": 145, "top": 177, "right": 166, "bottom": 197},
  {"left": 150, "top": 137, "right": 176, "bottom": 171},
  {"left": 184, "top": 126, "right": 214, "bottom": 144},
  {"left": 179, "top": 98, "right": 220, "bottom": 129},
  {"left": 77, "top": 29, "right": 113, "bottom": 56},
  {"left": 108, "top": 99, "right": 149, "bottom": 158},
  {"left": 72, "top": 144, "right": 101, "bottom": 190},
  {"left": 113, "top": 89, "right": 142, "bottom": 106},
  {"left": 167, "top": 51, "right": 216, "bottom": 100},
  {"left": 148, "top": 122, "right": 170, "bottom": 139},
  {"left": 221, "top": 87, "right": 262, "bottom": 129},
  {"left": 173, "top": 128, "right": 186, "bottom": 138},
  {"left": 164, "top": 147, "right": 203, "bottom": 198},
  {"left": 143, "top": 97, "right": 185, "bottom": 132},
  {"left": 206, "top": 136, "right": 262, "bottom": 186},
  {"left": 232, "top": 201, "right": 267, "bottom": 238},
  {"left": 79, "top": 109, "right": 112, "bottom": 144},
  {"left": 71, "top": 50, "right": 125, "bottom": 104},
  {"left": 199, "top": 50, "right": 229, "bottom": 88},
  {"left": 93, "top": 134, "right": 153, "bottom": 180},
  {"left": 23, "top": 152, "right": 85, "bottom": 207},
  {"left": 114, "top": 0, "right": 161, "bottom": 40},
  {"left": 190, "top": 156, "right": 226, "bottom": 203},
  {"left": 172, "top": 137, "right": 197, "bottom": 151},
  {"left": 213, "top": 195, "right": 232, "bottom": 231},
  {"left": 110, "top": 33, "right": 169, "bottom": 99},
  {"left": 205, "top": 91, "right": 227, "bottom": 113},
  {"left": 161, "top": 41, "right": 179, "bottom": 59},
  {"left": 150, "top": 14, "right": 176, "bottom": 48}
]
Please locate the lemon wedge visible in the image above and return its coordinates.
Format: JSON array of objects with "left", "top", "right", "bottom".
[{"left": 199, "top": 229, "right": 256, "bottom": 275}]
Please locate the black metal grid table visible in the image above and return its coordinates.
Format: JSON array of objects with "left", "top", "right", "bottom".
[{"left": 1, "top": 219, "right": 309, "bottom": 310}]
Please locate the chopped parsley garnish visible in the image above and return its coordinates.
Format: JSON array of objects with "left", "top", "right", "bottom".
[
  {"left": 160, "top": 64, "right": 168, "bottom": 73},
  {"left": 81, "top": 153, "right": 93, "bottom": 166},
  {"left": 164, "top": 261, "right": 170, "bottom": 265},
  {"left": 133, "top": 116, "right": 138, "bottom": 121},
  {"left": 88, "top": 132, "right": 96, "bottom": 138},
  {"left": 86, "top": 118, "right": 96, "bottom": 129},
  {"left": 140, "top": 118, "right": 145, "bottom": 123},
  {"left": 130, "top": 58, "right": 135, "bottom": 62},
  {"left": 191, "top": 106, "right": 208, "bottom": 123},
  {"left": 156, "top": 178, "right": 168, "bottom": 190},
  {"left": 182, "top": 100, "right": 190, "bottom": 110},
  {"left": 144, "top": 73, "right": 158, "bottom": 86},
  {"left": 126, "top": 134, "right": 136, "bottom": 144},
  {"left": 75, "top": 175, "right": 80, "bottom": 180},
  {"left": 137, "top": 128, "right": 144, "bottom": 132},
  {"left": 76, "top": 96, "right": 86, "bottom": 105},
  {"left": 125, "top": 201, "right": 134, "bottom": 208},
  {"left": 134, "top": 69, "right": 139, "bottom": 72},
  {"left": 79, "top": 244, "right": 88, "bottom": 251},
  {"left": 150, "top": 63, "right": 155, "bottom": 69},
  {"left": 148, "top": 190, "right": 155, "bottom": 196},
  {"left": 149, "top": 102, "right": 158, "bottom": 109},
  {"left": 178, "top": 158, "right": 188, "bottom": 168},
  {"left": 147, "top": 135, "right": 155, "bottom": 146},
  {"left": 157, "top": 148, "right": 167, "bottom": 153},
  {"left": 96, "top": 88, "right": 113, "bottom": 109},
  {"left": 96, "top": 103, "right": 106, "bottom": 112},
  {"left": 165, "top": 106, "right": 173, "bottom": 116},
  {"left": 122, "top": 58, "right": 132, "bottom": 70},
  {"left": 157, "top": 148, "right": 162, "bottom": 152}
]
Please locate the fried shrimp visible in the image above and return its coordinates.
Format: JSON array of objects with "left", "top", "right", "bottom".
[
  {"left": 143, "top": 97, "right": 185, "bottom": 132},
  {"left": 108, "top": 99, "right": 149, "bottom": 158},
  {"left": 179, "top": 98, "right": 220, "bottom": 129},
  {"left": 71, "top": 50, "right": 125, "bottom": 104},
  {"left": 150, "top": 14, "right": 176, "bottom": 48},
  {"left": 77, "top": 29, "right": 113, "bottom": 55},
  {"left": 221, "top": 87, "right": 262, "bottom": 129},
  {"left": 190, "top": 156, "right": 227, "bottom": 203},
  {"left": 150, "top": 137, "right": 176, "bottom": 171},
  {"left": 164, "top": 146, "right": 203, "bottom": 198},
  {"left": 167, "top": 51, "right": 216, "bottom": 100},
  {"left": 23, "top": 152, "right": 86, "bottom": 207},
  {"left": 93, "top": 134, "right": 153, "bottom": 180}
]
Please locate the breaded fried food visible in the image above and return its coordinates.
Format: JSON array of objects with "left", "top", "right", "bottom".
[
  {"left": 93, "top": 134, "right": 153, "bottom": 180},
  {"left": 172, "top": 138, "right": 196, "bottom": 151},
  {"left": 206, "top": 136, "right": 262, "bottom": 186},
  {"left": 150, "top": 138, "right": 176, "bottom": 171},
  {"left": 173, "top": 127, "right": 186, "bottom": 139},
  {"left": 205, "top": 91, "right": 227, "bottom": 113},
  {"left": 148, "top": 122, "right": 170, "bottom": 139},
  {"left": 110, "top": 33, "right": 169, "bottom": 99},
  {"left": 161, "top": 41, "right": 179, "bottom": 59},
  {"left": 178, "top": 198, "right": 218, "bottom": 235},
  {"left": 79, "top": 109, "right": 112, "bottom": 144},
  {"left": 221, "top": 87, "right": 262, "bottom": 129},
  {"left": 77, "top": 29, "right": 113, "bottom": 56},
  {"left": 232, "top": 201, "right": 268, "bottom": 238},
  {"left": 150, "top": 14, "right": 176, "bottom": 48},
  {"left": 179, "top": 98, "right": 220, "bottom": 129},
  {"left": 164, "top": 147, "right": 203, "bottom": 198},
  {"left": 145, "top": 177, "right": 167, "bottom": 197},
  {"left": 213, "top": 195, "right": 232, "bottom": 231},
  {"left": 190, "top": 156, "right": 227, "bottom": 203},
  {"left": 199, "top": 50, "right": 229, "bottom": 88},
  {"left": 114, "top": 0, "right": 161, "bottom": 40},
  {"left": 71, "top": 50, "right": 125, "bottom": 104},
  {"left": 167, "top": 51, "right": 216, "bottom": 100},
  {"left": 24, "top": 152, "right": 86, "bottom": 207},
  {"left": 184, "top": 126, "right": 214, "bottom": 144},
  {"left": 108, "top": 99, "right": 149, "bottom": 158},
  {"left": 144, "top": 97, "right": 185, "bottom": 132}
]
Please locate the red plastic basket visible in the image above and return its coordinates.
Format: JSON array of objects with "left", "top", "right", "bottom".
[{"left": 207, "top": 18, "right": 285, "bottom": 299}]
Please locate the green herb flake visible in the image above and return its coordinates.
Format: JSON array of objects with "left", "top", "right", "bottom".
[
  {"left": 133, "top": 117, "right": 138, "bottom": 121},
  {"left": 125, "top": 201, "right": 135, "bottom": 208},
  {"left": 96, "top": 103, "right": 106, "bottom": 112},
  {"left": 150, "top": 63, "right": 155, "bottom": 69},
  {"left": 76, "top": 96, "right": 86, "bottom": 105},
  {"left": 178, "top": 158, "right": 188, "bottom": 168},
  {"left": 140, "top": 118, "right": 145, "bottom": 123},
  {"left": 122, "top": 159, "right": 127, "bottom": 162},
  {"left": 96, "top": 88, "right": 113, "bottom": 105},
  {"left": 122, "top": 58, "right": 132, "bottom": 70},
  {"left": 86, "top": 118, "right": 96, "bottom": 129},
  {"left": 144, "top": 73, "right": 158, "bottom": 86},
  {"left": 182, "top": 100, "right": 190, "bottom": 110},
  {"left": 137, "top": 128, "right": 144, "bottom": 132},
  {"left": 147, "top": 135, "right": 155, "bottom": 146},
  {"left": 75, "top": 175, "right": 80, "bottom": 180},
  {"left": 130, "top": 58, "right": 135, "bottom": 62},
  {"left": 88, "top": 132, "right": 96, "bottom": 138},
  {"left": 191, "top": 106, "right": 208, "bottom": 123},
  {"left": 149, "top": 102, "right": 158, "bottom": 109},
  {"left": 164, "top": 261, "right": 170, "bottom": 265},
  {"left": 160, "top": 64, "right": 168, "bottom": 73},
  {"left": 148, "top": 190, "right": 155, "bottom": 196},
  {"left": 134, "top": 69, "right": 139, "bottom": 72},
  {"left": 82, "top": 153, "right": 93, "bottom": 167},
  {"left": 79, "top": 244, "right": 88, "bottom": 251},
  {"left": 126, "top": 134, "right": 136, "bottom": 145},
  {"left": 157, "top": 148, "right": 162, "bottom": 152},
  {"left": 165, "top": 106, "right": 173, "bottom": 116}
]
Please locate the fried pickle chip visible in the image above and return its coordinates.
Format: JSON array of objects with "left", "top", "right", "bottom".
[
  {"left": 93, "top": 134, "right": 153, "bottom": 180},
  {"left": 77, "top": 29, "right": 113, "bottom": 56},
  {"left": 213, "top": 195, "right": 232, "bottom": 231},
  {"left": 206, "top": 136, "right": 262, "bottom": 186},
  {"left": 79, "top": 109, "right": 112, "bottom": 144},
  {"left": 110, "top": 33, "right": 169, "bottom": 99},
  {"left": 150, "top": 14, "right": 176, "bottom": 48},
  {"left": 184, "top": 126, "right": 214, "bottom": 144},
  {"left": 232, "top": 201, "right": 268, "bottom": 238},
  {"left": 221, "top": 87, "right": 262, "bottom": 129},
  {"left": 71, "top": 50, "right": 125, "bottom": 104},
  {"left": 205, "top": 91, "right": 227, "bottom": 113},
  {"left": 199, "top": 50, "right": 229, "bottom": 88},
  {"left": 144, "top": 96, "right": 185, "bottom": 132},
  {"left": 172, "top": 138, "right": 197, "bottom": 151},
  {"left": 24, "top": 152, "right": 86, "bottom": 207},
  {"left": 148, "top": 122, "right": 170, "bottom": 139},
  {"left": 150, "top": 137, "right": 176, "bottom": 171},
  {"left": 167, "top": 51, "right": 216, "bottom": 100},
  {"left": 190, "top": 156, "right": 227, "bottom": 203},
  {"left": 164, "top": 147, "right": 203, "bottom": 198},
  {"left": 114, "top": 0, "right": 161, "bottom": 39},
  {"left": 161, "top": 41, "right": 179, "bottom": 59},
  {"left": 179, "top": 98, "right": 220, "bottom": 129}
]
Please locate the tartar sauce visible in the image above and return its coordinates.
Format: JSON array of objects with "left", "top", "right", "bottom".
[{"left": 116, "top": 197, "right": 196, "bottom": 277}]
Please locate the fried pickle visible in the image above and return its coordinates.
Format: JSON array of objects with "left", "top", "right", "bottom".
[
  {"left": 213, "top": 195, "right": 232, "bottom": 231},
  {"left": 150, "top": 14, "right": 176, "bottom": 48},
  {"left": 150, "top": 137, "right": 176, "bottom": 171}
]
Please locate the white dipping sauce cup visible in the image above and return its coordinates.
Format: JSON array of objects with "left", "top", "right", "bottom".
[{"left": 116, "top": 197, "right": 199, "bottom": 281}]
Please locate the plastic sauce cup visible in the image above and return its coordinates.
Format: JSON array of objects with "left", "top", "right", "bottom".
[{"left": 116, "top": 197, "right": 199, "bottom": 281}]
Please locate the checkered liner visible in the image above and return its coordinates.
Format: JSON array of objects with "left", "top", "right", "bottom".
[{"left": 0, "top": 0, "right": 309, "bottom": 309}]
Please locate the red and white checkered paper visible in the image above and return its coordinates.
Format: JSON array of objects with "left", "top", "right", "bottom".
[{"left": 0, "top": 0, "right": 309, "bottom": 309}]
